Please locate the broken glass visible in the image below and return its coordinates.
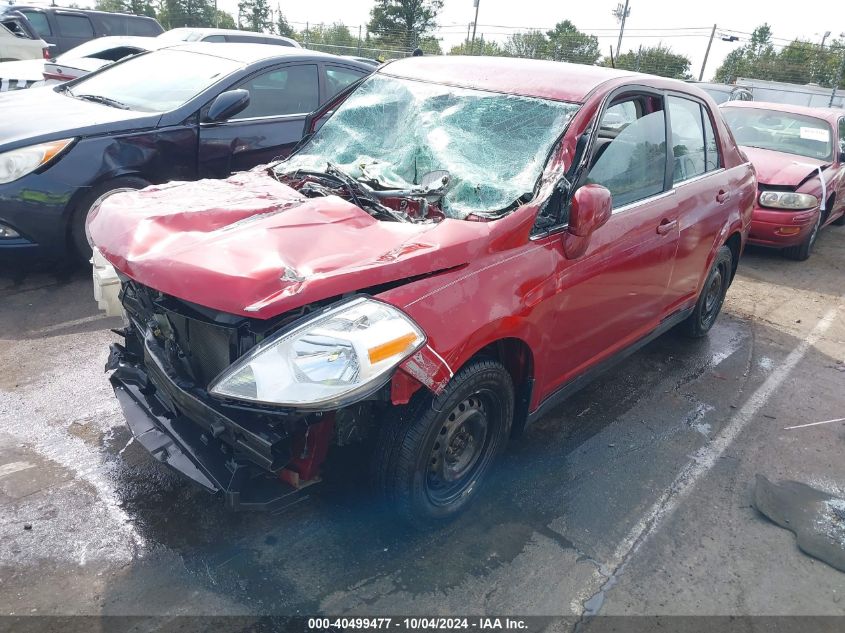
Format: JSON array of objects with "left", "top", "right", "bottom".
[{"left": 277, "top": 75, "right": 579, "bottom": 219}]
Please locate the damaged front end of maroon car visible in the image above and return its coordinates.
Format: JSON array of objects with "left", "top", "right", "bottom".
[{"left": 88, "top": 66, "right": 579, "bottom": 511}]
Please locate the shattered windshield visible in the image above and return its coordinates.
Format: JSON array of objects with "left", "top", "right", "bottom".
[{"left": 277, "top": 74, "right": 579, "bottom": 219}]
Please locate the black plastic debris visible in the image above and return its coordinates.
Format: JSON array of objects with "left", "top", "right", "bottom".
[{"left": 753, "top": 475, "right": 845, "bottom": 572}]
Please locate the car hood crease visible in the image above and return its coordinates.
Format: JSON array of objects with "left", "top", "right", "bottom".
[
  {"left": 741, "top": 146, "right": 828, "bottom": 187},
  {"left": 89, "top": 170, "right": 492, "bottom": 319}
]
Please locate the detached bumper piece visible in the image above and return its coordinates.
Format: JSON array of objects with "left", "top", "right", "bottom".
[{"left": 107, "top": 343, "right": 304, "bottom": 512}]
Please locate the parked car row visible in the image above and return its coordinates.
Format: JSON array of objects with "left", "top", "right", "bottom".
[{"left": 2, "top": 47, "right": 843, "bottom": 525}]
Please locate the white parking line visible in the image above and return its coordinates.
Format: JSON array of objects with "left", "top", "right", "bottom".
[
  {"left": 0, "top": 461, "right": 35, "bottom": 479},
  {"left": 577, "top": 298, "right": 843, "bottom": 614},
  {"left": 28, "top": 314, "right": 111, "bottom": 336}
]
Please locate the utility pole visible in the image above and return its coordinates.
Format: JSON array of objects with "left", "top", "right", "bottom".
[
  {"left": 469, "top": 0, "right": 480, "bottom": 55},
  {"left": 358, "top": 25, "right": 362, "bottom": 56},
  {"left": 699, "top": 24, "right": 717, "bottom": 81},
  {"left": 613, "top": 0, "right": 630, "bottom": 59}
]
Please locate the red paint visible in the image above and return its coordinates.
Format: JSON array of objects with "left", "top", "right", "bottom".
[
  {"left": 722, "top": 102, "right": 845, "bottom": 249},
  {"left": 281, "top": 415, "right": 335, "bottom": 484},
  {"left": 92, "top": 62, "right": 756, "bottom": 420}
]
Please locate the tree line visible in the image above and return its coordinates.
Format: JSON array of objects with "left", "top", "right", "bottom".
[{"left": 91, "top": 0, "right": 845, "bottom": 88}]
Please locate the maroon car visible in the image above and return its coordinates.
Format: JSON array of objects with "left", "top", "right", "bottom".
[
  {"left": 721, "top": 101, "right": 845, "bottom": 260},
  {"left": 89, "top": 58, "right": 756, "bottom": 524}
]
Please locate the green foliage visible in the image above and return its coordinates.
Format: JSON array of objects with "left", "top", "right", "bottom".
[
  {"left": 545, "top": 20, "right": 600, "bottom": 65},
  {"left": 273, "top": 6, "right": 295, "bottom": 37},
  {"left": 303, "top": 22, "right": 357, "bottom": 54},
  {"left": 157, "top": 0, "right": 216, "bottom": 29},
  {"left": 238, "top": 0, "right": 272, "bottom": 33},
  {"left": 448, "top": 36, "right": 505, "bottom": 57},
  {"left": 214, "top": 10, "right": 236, "bottom": 29},
  {"left": 713, "top": 24, "right": 845, "bottom": 88},
  {"left": 94, "top": 0, "right": 156, "bottom": 18},
  {"left": 503, "top": 30, "right": 547, "bottom": 59},
  {"left": 367, "top": 0, "right": 443, "bottom": 49},
  {"left": 613, "top": 44, "right": 692, "bottom": 79}
]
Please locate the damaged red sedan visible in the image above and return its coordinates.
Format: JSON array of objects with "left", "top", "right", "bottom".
[
  {"left": 88, "top": 57, "right": 756, "bottom": 524},
  {"left": 721, "top": 102, "right": 845, "bottom": 260}
]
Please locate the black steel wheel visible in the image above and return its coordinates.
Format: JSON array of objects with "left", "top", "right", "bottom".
[
  {"left": 371, "top": 359, "right": 514, "bottom": 526},
  {"left": 681, "top": 245, "right": 732, "bottom": 338}
]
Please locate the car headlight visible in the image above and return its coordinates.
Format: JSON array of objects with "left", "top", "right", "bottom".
[
  {"left": 209, "top": 297, "right": 426, "bottom": 409},
  {"left": 0, "top": 138, "right": 74, "bottom": 185},
  {"left": 758, "top": 191, "right": 818, "bottom": 210}
]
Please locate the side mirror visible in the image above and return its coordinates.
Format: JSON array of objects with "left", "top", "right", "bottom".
[
  {"left": 563, "top": 184, "right": 612, "bottom": 259},
  {"left": 204, "top": 89, "right": 250, "bottom": 123}
]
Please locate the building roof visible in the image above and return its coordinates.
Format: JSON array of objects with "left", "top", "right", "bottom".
[{"left": 380, "top": 56, "right": 643, "bottom": 103}]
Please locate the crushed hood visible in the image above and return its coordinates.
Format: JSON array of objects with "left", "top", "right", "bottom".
[
  {"left": 740, "top": 146, "right": 827, "bottom": 187},
  {"left": 88, "top": 170, "right": 492, "bottom": 319}
]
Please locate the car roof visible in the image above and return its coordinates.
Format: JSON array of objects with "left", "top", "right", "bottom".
[
  {"left": 721, "top": 100, "right": 845, "bottom": 125},
  {"left": 7, "top": 5, "right": 159, "bottom": 20},
  {"left": 161, "top": 27, "right": 299, "bottom": 45},
  {"left": 379, "top": 56, "right": 646, "bottom": 103},
  {"left": 165, "top": 42, "right": 371, "bottom": 67}
]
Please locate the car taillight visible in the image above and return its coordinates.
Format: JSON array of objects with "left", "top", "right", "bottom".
[{"left": 42, "top": 47, "right": 52, "bottom": 60}]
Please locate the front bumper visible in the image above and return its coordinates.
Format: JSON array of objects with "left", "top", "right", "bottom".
[
  {"left": 0, "top": 171, "right": 77, "bottom": 259},
  {"left": 747, "top": 206, "right": 819, "bottom": 248},
  {"left": 107, "top": 339, "right": 306, "bottom": 511}
]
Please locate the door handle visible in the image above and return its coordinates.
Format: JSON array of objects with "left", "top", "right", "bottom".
[
  {"left": 716, "top": 189, "right": 731, "bottom": 203},
  {"left": 656, "top": 219, "right": 678, "bottom": 235}
]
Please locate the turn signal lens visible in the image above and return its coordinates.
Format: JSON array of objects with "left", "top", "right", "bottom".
[{"left": 368, "top": 332, "right": 419, "bottom": 364}]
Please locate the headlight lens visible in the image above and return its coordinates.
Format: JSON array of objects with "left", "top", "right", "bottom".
[
  {"left": 0, "top": 139, "right": 74, "bottom": 185},
  {"left": 209, "top": 297, "right": 426, "bottom": 409},
  {"left": 758, "top": 191, "right": 818, "bottom": 210}
]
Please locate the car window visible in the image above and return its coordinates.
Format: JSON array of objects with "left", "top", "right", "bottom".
[
  {"left": 668, "top": 96, "right": 707, "bottom": 184},
  {"left": 265, "top": 37, "right": 295, "bottom": 47},
  {"left": 587, "top": 98, "right": 667, "bottom": 209},
  {"left": 325, "top": 65, "right": 365, "bottom": 99},
  {"left": 226, "top": 33, "right": 262, "bottom": 43},
  {"left": 235, "top": 65, "right": 319, "bottom": 119},
  {"left": 20, "top": 10, "right": 51, "bottom": 37},
  {"left": 722, "top": 107, "right": 833, "bottom": 161},
  {"left": 202, "top": 34, "right": 226, "bottom": 42},
  {"left": 128, "top": 19, "right": 160, "bottom": 37},
  {"left": 702, "top": 109, "right": 721, "bottom": 171},
  {"left": 67, "top": 48, "right": 242, "bottom": 112},
  {"left": 56, "top": 14, "right": 94, "bottom": 38}
]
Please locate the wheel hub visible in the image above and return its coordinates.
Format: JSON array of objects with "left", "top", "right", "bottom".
[{"left": 429, "top": 397, "right": 489, "bottom": 487}]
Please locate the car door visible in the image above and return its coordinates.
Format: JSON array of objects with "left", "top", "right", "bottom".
[
  {"left": 663, "top": 93, "right": 734, "bottom": 303},
  {"left": 536, "top": 90, "right": 681, "bottom": 394},
  {"left": 52, "top": 12, "right": 95, "bottom": 55},
  {"left": 197, "top": 63, "right": 319, "bottom": 178}
]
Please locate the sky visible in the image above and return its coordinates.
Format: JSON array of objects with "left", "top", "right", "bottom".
[{"left": 20, "top": 0, "right": 843, "bottom": 80}]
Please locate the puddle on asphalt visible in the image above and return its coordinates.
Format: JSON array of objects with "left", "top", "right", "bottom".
[{"left": 753, "top": 474, "right": 845, "bottom": 572}]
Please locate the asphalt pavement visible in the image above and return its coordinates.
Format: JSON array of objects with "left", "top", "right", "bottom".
[{"left": 0, "top": 229, "right": 843, "bottom": 632}]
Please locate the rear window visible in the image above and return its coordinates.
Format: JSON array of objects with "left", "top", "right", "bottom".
[
  {"left": 127, "top": 19, "right": 161, "bottom": 37},
  {"left": 225, "top": 33, "right": 263, "bottom": 43},
  {"left": 56, "top": 14, "right": 94, "bottom": 38},
  {"left": 20, "top": 10, "right": 51, "bottom": 37}
]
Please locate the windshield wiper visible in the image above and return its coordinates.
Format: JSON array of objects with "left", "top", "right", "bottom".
[
  {"left": 325, "top": 162, "right": 410, "bottom": 223},
  {"left": 73, "top": 94, "right": 130, "bottom": 110}
]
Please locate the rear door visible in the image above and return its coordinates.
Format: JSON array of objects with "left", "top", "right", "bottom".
[
  {"left": 664, "top": 94, "right": 734, "bottom": 303},
  {"left": 536, "top": 90, "right": 681, "bottom": 395},
  {"left": 52, "top": 11, "right": 95, "bottom": 55},
  {"left": 198, "top": 63, "right": 319, "bottom": 178}
]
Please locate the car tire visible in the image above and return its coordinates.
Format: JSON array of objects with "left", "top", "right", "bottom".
[
  {"left": 782, "top": 211, "right": 821, "bottom": 261},
  {"left": 371, "top": 359, "right": 514, "bottom": 527},
  {"left": 681, "top": 245, "right": 733, "bottom": 339},
  {"left": 70, "top": 177, "right": 150, "bottom": 263}
]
